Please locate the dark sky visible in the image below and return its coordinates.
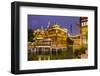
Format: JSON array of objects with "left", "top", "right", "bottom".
[{"left": 28, "top": 15, "right": 80, "bottom": 35}]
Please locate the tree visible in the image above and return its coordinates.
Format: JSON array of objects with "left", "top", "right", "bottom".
[{"left": 28, "top": 29, "right": 34, "bottom": 42}]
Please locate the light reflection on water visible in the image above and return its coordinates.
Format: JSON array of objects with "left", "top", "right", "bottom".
[{"left": 28, "top": 47, "right": 74, "bottom": 61}]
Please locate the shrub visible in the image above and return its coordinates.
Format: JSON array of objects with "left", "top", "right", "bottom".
[
  {"left": 80, "top": 47, "right": 86, "bottom": 54},
  {"left": 74, "top": 47, "right": 86, "bottom": 58}
]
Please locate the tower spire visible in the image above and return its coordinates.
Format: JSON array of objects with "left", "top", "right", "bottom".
[
  {"left": 47, "top": 21, "right": 50, "bottom": 28},
  {"left": 41, "top": 25, "right": 43, "bottom": 30}
]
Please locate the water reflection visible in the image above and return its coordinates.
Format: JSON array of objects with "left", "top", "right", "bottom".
[{"left": 28, "top": 47, "right": 74, "bottom": 61}]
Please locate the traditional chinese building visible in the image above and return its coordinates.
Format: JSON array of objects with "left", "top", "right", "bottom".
[
  {"left": 68, "top": 17, "right": 88, "bottom": 50},
  {"left": 47, "top": 23, "right": 68, "bottom": 49},
  {"left": 31, "top": 23, "right": 68, "bottom": 54},
  {"left": 69, "top": 35, "right": 81, "bottom": 50},
  {"left": 80, "top": 17, "right": 88, "bottom": 48},
  {"left": 28, "top": 17, "right": 88, "bottom": 57}
]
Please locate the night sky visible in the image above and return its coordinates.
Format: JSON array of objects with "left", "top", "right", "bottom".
[{"left": 28, "top": 15, "right": 80, "bottom": 35}]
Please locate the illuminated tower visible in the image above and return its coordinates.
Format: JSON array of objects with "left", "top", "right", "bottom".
[
  {"left": 47, "top": 21, "right": 50, "bottom": 28},
  {"left": 80, "top": 17, "right": 88, "bottom": 48}
]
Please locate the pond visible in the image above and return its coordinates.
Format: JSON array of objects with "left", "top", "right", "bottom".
[{"left": 28, "top": 47, "right": 74, "bottom": 61}]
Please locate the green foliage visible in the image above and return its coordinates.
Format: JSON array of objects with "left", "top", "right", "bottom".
[
  {"left": 74, "top": 47, "right": 86, "bottom": 58},
  {"left": 74, "top": 49, "right": 81, "bottom": 58},
  {"left": 80, "top": 47, "right": 86, "bottom": 54},
  {"left": 28, "top": 29, "right": 34, "bottom": 42}
]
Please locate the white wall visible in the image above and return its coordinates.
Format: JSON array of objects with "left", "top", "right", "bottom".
[{"left": 0, "top": 0, "right": 99, "bottom": 76}]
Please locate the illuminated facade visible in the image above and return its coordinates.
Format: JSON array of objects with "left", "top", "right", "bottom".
[
  {"left": 28, "top": 17, "right": 88, "bottom": 56},
  {"left": 69, "top": 35, "right": 81, "bottom": 50},
  {"left": 47, "top": 24, "right": 67, "bottom": 49},
  {"left": 68, "top": 17, "right": 88, "bottom": 50},
  {"left": 31, "top": 23, "right": 68, "bottom": 53},
  {"left": 80, "top": 17, "right": 88, "bottom": 48}
]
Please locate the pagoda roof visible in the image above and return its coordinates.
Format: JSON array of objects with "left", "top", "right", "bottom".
[{"left": 49, "top": 24, "right": 68, "bottom": 32}]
